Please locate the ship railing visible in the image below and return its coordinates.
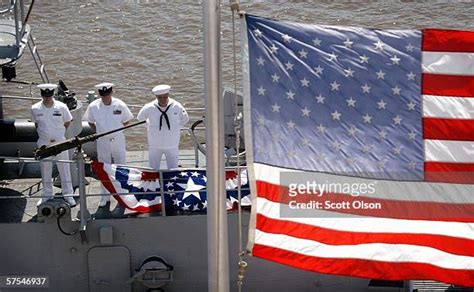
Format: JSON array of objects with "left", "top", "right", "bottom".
[
  {"left": 0, "top": 0, "right": 16, "bottom": 14},
  {"left": 0, "top": 155, "right": 249, "bottom": 218},
  {"left": 0, "top": 0, "right": 26, "bottom": 48}
]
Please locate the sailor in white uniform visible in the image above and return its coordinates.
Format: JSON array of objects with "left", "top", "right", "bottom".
[
  {"left": 31, "top": 84, "right": 76, "bottom": 207},
  {"left": 83, "top": 83, "right": 134, "bottom": 208},
  {"left": 137, "top": 84, "right": 189, "bottom": 170}
]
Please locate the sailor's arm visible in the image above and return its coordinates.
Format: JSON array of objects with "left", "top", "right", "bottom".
[
  {"left": 122, "top": 102, "right": 134, "bottom": 126},
  {"left": 137, "top": 104, "right": 148, "bottom": 122},
  {"left": 179, "top": 104, "right": 189, "bottom": 126},
  {"left": 63, "top": 105, "right": 73, "bottom": 129},
  {"left": 83, "top": 105, "right": 96, "bottom": 132}
]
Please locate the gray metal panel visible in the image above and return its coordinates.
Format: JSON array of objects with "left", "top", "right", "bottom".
[
  {"left": 88, "top": 246, "right": 131, "bottom": 292},
  {"left": 0, "top": 213, "right": 391, "bottom": 291},
  {"left": 223, "top": 87, "right": 244, "bottom": 149}
]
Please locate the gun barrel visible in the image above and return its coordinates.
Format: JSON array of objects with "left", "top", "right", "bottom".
[
  {"left": 34, "top": 138, "right": 81, "bottom": 159},
  {"left": 34, "top": 120, "right": 146, "bottom": 159},
  {"left": 93, "top": 120, "right": 146, "bottom": 140}
]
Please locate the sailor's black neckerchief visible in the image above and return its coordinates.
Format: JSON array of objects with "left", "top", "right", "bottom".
[{"left": 155, "top": 103, "right": 171, "bottom": 130}]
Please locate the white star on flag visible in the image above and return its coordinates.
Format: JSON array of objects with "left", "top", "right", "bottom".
[
  {"left": 315, "top": 94, "right": 326, "bottom": 104},
  {"left": 343, "top": 38, "right": 353, "bottom": 48},
  {"left": 374, "top": 40, "right": 384, "bottom": 50},
  {"left": 301, "top": 107, "right": 311, "bottom": 117},
  {"left": 377, "top": 99, "right": 387, "bottom": 109},
  {"left": 312, "top": 37, "right": 321, "bottom": 46},
  {"left": 360, "top": 54, "right": 369, "bottom": 63},
  {"left": 330, "top": 81, "right": 340, "bottom": 91},
  {"left": 346, "top": 97, "right": 356, "bottom": 107},
  {"left": 298, "top": 49, "right": 308, "bottom": 58},
  {"left": 391, "top": 55, "right": 401, "bottom": 65},
  {"left": 376, "top": 70, "right": 386, "bottom": 79},
  {"left": 271, "top": 73, "right": 280, "bottom": 83},
  {"left": 331, "top": 110, "right": 341, "bottom": 121},
  {"left": 362, "top": 113, "right": 373, "bottom": 124},
  {"left": 286, "top": 90, "right": 295, "bottom": 100},
  {"left": 300, "top": 77, "right": 310, "bottom": 87},
  {"left": 361, "top": 83, "right": 371, "bottom": 93},
  {"left": 271, "top": 103, "right": 281, "bottom": 113}
]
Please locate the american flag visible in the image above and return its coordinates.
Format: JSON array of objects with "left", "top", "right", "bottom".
[
  {"left": 243, "top": 14, "right": 473, "bottom": 286},
  {"left": 91, "top": 161, "right": 251, "bottom": 213}
]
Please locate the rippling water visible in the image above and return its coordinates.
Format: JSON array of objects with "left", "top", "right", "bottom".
[{"left": 1, "top": 1, "right": 472, "bottom": 149}]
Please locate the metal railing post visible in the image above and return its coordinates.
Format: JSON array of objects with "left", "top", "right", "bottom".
[
  {"left": 75, "top": 148, "right": 90, "bottom": 243},
  {"left": 19, "top": 0, "right": 24, "bottom": 23},
  {"left": 159, "top": 170, "right": 166, "bottom": 217},
  {"left": 12, "top": 0, "right": 20, "bottom": 46}
]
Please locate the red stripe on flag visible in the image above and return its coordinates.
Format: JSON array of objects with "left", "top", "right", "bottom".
[
  {"left": 422, "top": 74, "right": 474, "bottom": 98},
  {"left": 91, "top": 160, "right": 162, "bottom": 213},
  {"left": 423, "top": 118, "right": 474, "bottom": 141},
  {"left": 422, "top": 29, "right": 474, "bottom": 53},
  {"left": 256, "top": 180, "right": 474, "bottom": 222},
  {"left": 252, "top": 244, "right": 474, "bottom": 287},
  {"left": 256, "top": 214, "right": 474, "bottom": 257},
  {"left": 425, "top": 162, "right": 474, "bottom": 184}
]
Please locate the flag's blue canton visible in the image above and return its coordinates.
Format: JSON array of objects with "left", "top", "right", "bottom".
[
  {"left": 115, "top": 168, "right": 159, "bottom": 201},
  {"left": 247, "top": 15, "right": 424, "bottom": 180}
]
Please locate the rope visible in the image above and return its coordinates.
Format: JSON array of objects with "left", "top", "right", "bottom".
[{"left": 230, "top": 2, "right": 248, "bottom": 291}]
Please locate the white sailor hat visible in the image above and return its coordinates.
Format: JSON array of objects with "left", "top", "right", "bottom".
[
  {"left": 95, "top": 82, "right": 114, "bottom": 96},
  {"left": 152, "top": 84, "right": 171, "bottom": 96},
  {"left": 37, "top": 83, "right": 58, "bottom": 97}
]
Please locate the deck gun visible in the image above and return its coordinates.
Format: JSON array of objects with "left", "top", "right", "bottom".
[{"left": 34, "top": 120, "right": 146, "bottom": 159}]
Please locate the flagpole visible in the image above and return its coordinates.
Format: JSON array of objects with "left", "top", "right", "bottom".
[{"left": 203, "top": 1, "right": 230, "bottom": 291}]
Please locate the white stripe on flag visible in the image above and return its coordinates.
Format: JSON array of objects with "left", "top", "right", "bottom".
[
  {"left": 422, "top": 52, "right": 474, "bottom": 76},
  {"left": 254, "top": 229, "right": 474, "bottom": 270},
  {"left": 424, "top": 140, "right": 474, "bottom": 162},
  {"left": 256, "top": 197, "right": 474, "bottom": 240},
  {"left": 253, "top": 163, "right": 474, "bottom": 203},
  {"left": 423, "top": 94, "right": 474, "bottom": 119}
]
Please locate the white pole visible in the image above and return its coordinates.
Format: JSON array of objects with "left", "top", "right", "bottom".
[{"left": 203, "top": 0, "right": 230, "bottom": 291}]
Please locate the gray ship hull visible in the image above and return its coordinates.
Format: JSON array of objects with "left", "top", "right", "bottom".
[{"left": 0, "top": 213, "right": 382, "bottom": 292}]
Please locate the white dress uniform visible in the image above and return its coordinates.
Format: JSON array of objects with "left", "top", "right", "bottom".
[
  {"left": 137, "top": 85, "right": 189, "bottom": 170},
  {"left": 31, "top": 84, "right": 75, "bottom": 206},
  {"left": 83, "top": 84, "right": 133, "bottom": 205}
]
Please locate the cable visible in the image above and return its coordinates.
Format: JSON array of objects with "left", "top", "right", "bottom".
[
  {"left": 230, "top": 3, "right": 248, "bottom": 291},
  {"left": 56, "top": 209, "right": 77, "bottom": 236}
]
